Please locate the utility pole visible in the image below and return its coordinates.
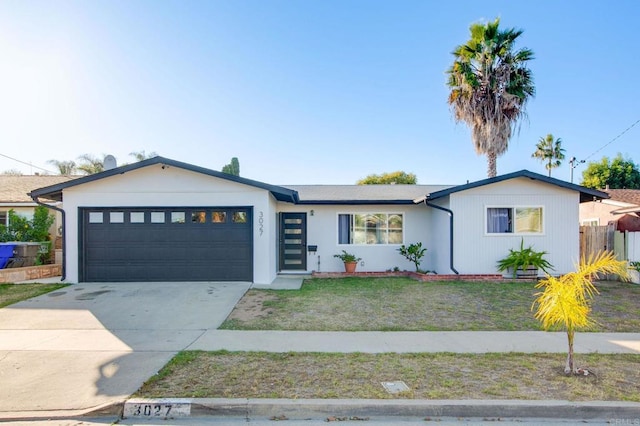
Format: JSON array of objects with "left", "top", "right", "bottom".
[{"left": 569, "top": 157, "right": 585, "bottom": 183}]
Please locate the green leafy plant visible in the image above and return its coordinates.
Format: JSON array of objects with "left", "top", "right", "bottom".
[
  {"left": 497, "top": 238, "right": 553, "bottom": 278},
  {"left": 0, "top": 207, "right": 54, "bottom": 243},
  {"left": 532, "top": 251, "right": 629, "bottom": 375},
  {"left": 333, "top": 250, "right": 362, "bottom": 263},
  {"left": 397, "top": 242, "right": 427, "bottom": 272},
  {"left": 0, "top": 207, "right": 55, "bottom": 264},
  {"left": 629, "top": 261, "right": 640, "bottom": 272}
]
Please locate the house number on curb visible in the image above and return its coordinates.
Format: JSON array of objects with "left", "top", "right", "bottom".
[
  {"left": 124, "top": 399, "right": 191, "bottom": 418},
  {"left": 259, "top": 211, "right": 264, "bottom": 236}
]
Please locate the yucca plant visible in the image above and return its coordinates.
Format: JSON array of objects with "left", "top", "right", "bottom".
[{"left": 532, "top": 251, "right": 629, "bottom": 375}]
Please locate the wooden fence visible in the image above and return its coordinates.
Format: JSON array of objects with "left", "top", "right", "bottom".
[
  {"left": 579, "top": 225, "right": 615, "bottom": 259},
  {"left": 580, "top": 225, "right": 640, "bottom": 262}
]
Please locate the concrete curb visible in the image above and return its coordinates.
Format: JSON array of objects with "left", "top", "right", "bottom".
[{"left": 111, "top": 398, "right": 640, "bottom": 422}]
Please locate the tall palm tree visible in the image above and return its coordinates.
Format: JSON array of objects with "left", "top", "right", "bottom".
[
  {"left": 76, "top": 154, "right": 104, "bottom": 175},
  {"left": 129, "top": 150, "right": 158, "bottom": 162},
  {"left": 47, "top": 159, "right": 77, "bottom": 176},
  {"left": 532, "top": 134, "right": 565, "bottom": 177},
  {"left": 447, "top": 18, "right": 535, "bottom": 178}
]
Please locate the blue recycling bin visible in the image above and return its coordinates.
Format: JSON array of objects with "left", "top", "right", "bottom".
[{"left": 0, "top": 243, "right": 16, "bottom": 269}]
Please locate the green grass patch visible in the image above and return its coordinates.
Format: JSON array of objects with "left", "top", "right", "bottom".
[
  {"left": 0, "top": 283, "right": 68, "bottom": 308},
  {"left": 136, "top": 351, "right": 640, "bottom": 401}
]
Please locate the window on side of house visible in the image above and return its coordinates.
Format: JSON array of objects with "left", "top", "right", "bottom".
[
  {"left": 0, "top": 210, "right": 7, "bottom": 226},
  {"left": 338, "top": 213, "right": 403, "bottom": 245},
  {"left": 486, "top": 207, "right": 543, "bottom": 234}
]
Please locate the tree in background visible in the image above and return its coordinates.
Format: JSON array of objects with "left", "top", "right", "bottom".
[
  {"left": 532, "top": 251, "right": 628, "bottom": 375},
  {"left": 447, "top": 18, "right": 535, "bottom": 178},
  {"left": 76, "top": 154, "right": 105, "bottom": 175},
  {"left": 129, "top": 150, "right": 158, "bottom": 161},
  {"left": 0, "top": 207, "right": 54, "bottom": 242},
  {"left": 222, "top": 157, "right": 240, "bottom": 176},
  {"left": 47, "top": 159, "right": 77, "bottom": 176},
  {"left": 531, "top": 134, "right": 565, "bottom": 177},
  {"left": 580, "top": 154, "right": 640, "bottom": 189},
  {"left": 1, "top": 169, "right": 23, "bottom": 175},
  {"left": 357, "top": 171, "right": 417, "bottom": 185}
]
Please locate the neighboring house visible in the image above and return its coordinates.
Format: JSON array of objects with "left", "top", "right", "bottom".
[
  {"left": 579, "top": 189, "right": 640, "bottom": 231},
  {"left": 0, "top": 175, "right": 76, "bottom": 242},
  {"left": 29, "top": 157, "right": 607, "bottom": 284}
]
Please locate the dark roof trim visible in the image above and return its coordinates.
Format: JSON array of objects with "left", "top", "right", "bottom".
[
  {"left": 424, "top": 170, "right": 609, "bottom": 204},
  {"left": 296, "top": 200, "right": 417, "bottom": 205},
  {"left": 29, "top": 156, "right": 299, "bottom": 203}
]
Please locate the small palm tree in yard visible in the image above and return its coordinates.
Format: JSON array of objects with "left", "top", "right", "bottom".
[{"left": 532, "top": 251, "right": 629, "bottom": 375}]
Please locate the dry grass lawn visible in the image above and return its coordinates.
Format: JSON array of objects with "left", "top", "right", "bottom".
[
  {"left": 137, "top": 278, "right": 640, "bottom": 401},
  {"left": 137, "top": 351, "right": 640, "bottom": 401},
  {"left": 221, "top": 278, "right": 640, "bottom": 332}
]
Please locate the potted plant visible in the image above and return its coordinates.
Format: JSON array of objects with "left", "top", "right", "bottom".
[
  {"left": 497, "top": 238, "right": 553, "bottom": 279},
  {"left": 334, "top": 250, "right": 362, "bottom": 273}
]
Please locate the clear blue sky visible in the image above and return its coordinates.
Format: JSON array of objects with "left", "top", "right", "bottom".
[{"left": 0, "top": 0, "right": 638, "bottom": 185}]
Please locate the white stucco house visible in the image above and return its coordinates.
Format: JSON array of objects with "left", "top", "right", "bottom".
[{"left": 29, "top": 157, "right": 607, "bottom": 284}]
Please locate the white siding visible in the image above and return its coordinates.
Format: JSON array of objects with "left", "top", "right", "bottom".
[
  {"left": 450, "top": 178, "right": 579, "bottom": 276},
  {"left": 62, "top": 165, "right": 278, "bottom": 284},
  {"left": 424, "top": 198, "right": 455, "bottom": 275},
  {"left": 276, "top": 203, "right": 432, "bottom": 273}
]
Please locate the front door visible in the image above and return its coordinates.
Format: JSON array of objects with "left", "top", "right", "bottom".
[{"left": 279, "top": 213, "right": 307, "bottom": 271}]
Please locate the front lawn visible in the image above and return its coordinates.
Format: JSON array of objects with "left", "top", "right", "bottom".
[
  {"left": 220, "top": 277, "right": 640, "bottom": 332},
  {"left": 0, "top": 283, "right": 68, "bottom": 309},
  {"left": 136, "top": 351, "right": 640, "bottom": 401}
]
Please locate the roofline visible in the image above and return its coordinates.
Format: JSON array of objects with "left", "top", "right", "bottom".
[
  {"left": 28, "top": 157, "right": 299, "bottom": 203},
  {"left": 422, "top": 170, "right": 609, "bottom": 203},
  {"left": 296, "top": 200, "right": 417, "bottom": 205},
  {"left": 612, "top": 206, "right": 640, "bottom": 215}
]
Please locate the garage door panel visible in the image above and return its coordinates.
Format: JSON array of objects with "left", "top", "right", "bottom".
[{"left": 81, "top": 207, "right": 252, "bottom": 282}]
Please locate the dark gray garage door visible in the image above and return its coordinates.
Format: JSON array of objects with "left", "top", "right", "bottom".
[{"left": 80, "top": 207, "right": 252, "bottom": 282}]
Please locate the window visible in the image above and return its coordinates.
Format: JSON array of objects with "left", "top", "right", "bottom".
[
  {"left": 171, "top": 212, "right": 185, "bottom": 223},
  {"left": 232, "top": 211, "right": 247, "bottom": 223},
  {"left": 192, "top": 211, "right": 206, "bottom": 223},
  {"left": 0, "top": 210, "right": 7, "bottom": 226},
  {"left": 151, "top": 212, "right": 165, "bottom": 223},
  {"left": 581, "top": 219, "right": 599, "bottom": 226},
  {"left": 109, "top": 212, "right": 124, "bottom": 223},
  {"left": 89, "top": 212, "right": 104, "bottom": 223},
  {"left": 487, "top": 207, "right": 543, "bottom": 234},
  {"left": 338, "top": 213, "right": 403, "bottom": 245},
  {"left": 212, "top": 211, "right": 227, "bottom": 223},
  {"left": 130, "top": 212, "right": 145, "bottom": 223}
]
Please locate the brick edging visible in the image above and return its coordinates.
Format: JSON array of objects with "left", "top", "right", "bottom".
[
  {"left": 311, "top": 271, "right": 509, "bottom": 282},
  {"left": 0, "top": 264, "right": 62, "bottom": 283}
]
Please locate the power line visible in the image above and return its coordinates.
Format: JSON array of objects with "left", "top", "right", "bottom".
[
  {"left": 581, "top": 118, "right": 640, "bottom": 162},
  {"left": 0, "top": 152, "right": 55, "bottom": 174}
]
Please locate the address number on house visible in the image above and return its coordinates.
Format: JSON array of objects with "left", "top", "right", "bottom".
[{"left": 124, "top": 399, "right": 191, "bottom": 418}]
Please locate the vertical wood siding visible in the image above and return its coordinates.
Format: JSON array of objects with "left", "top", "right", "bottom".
[{"left": 449, "top": 178, "right": 580, "bottom": 276}]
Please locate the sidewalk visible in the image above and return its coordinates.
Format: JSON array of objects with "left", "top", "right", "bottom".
[{"left": 188, "top": 330, "right": 640, "bottom": 354}]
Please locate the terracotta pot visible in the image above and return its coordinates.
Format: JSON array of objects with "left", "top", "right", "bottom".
[{"left": 344, "top": 261, "right": 357, "bottom": 273}]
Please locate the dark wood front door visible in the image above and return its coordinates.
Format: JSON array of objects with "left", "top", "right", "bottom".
[{"left": 279, "top": 213, "right": 306, "bottom": 271}]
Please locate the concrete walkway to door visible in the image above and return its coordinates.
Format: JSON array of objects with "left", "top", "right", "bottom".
[{"left": 0, "top": 280, "right": 251, "bottom": 420}]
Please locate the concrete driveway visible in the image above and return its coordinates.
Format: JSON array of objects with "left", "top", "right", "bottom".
[{"left": 0, "top": 281, "right": 250, "bottom": 419}]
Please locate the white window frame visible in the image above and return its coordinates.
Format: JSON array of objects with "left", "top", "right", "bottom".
[
  {"left": 337, "top": 212, "right": 404, "bottom": 245},
  {"left": 581, "top": 218, "right": 600, "bottom": 226},
  {"left": 485, "top": 205, "right": 545, "bottom": 236}
]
